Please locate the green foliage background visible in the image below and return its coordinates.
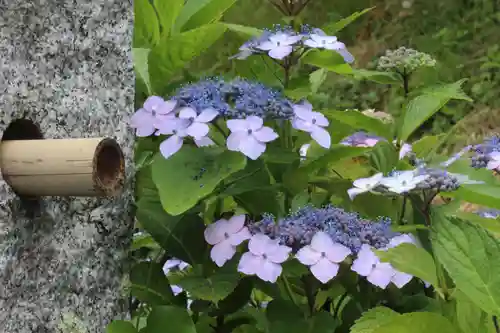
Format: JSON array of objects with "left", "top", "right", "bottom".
[{"left": 190, "top": 0, "right": 500, "bottom": 148}]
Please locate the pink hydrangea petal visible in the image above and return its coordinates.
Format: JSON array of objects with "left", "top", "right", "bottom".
[
  {"left": 253, "top": 127, "right": 278, "bottom": 143},
  {"left": 311, "top": 127, "right": 331, "bottom": 149},
  {"left": 266, "top": 245, "right": 291, "bottom": 264},
  {"left": 186, "top": 122, "right": 209, "bottom": 139},
  {"left": 257, "top": 260, "right": 282, "bottom": 283},
  {"left": 159, "top": 135, "right": 184, "bottom": 159},
  {"left": 143, "top": 96, "right": 165, "bottom": 112},
  {"left": 392, "top": 271, "right": 413, "bottom": 288},
  {"left": 296, "top": 246, "right": 321, "bottom": 266},
  {"left": 292, "top": 118, "right": 313, "bottom": 132},
  {"left": 246, "top": 116, "right": 264, "bottom": 130},
  {"left": 351, "top": 245, "right": 378, "bottom": 276},
  {"left": 196, "top": 108, "right": 219, "bottom": 123},
  {"left": 367, "top": 263, "right": 394, "bottom": 289},
  {"left": 227, "top": 119, "right": 249, "bottom": 132},
  {"left": 239, "top": 136, "right": 266, "bottom": 160},
  {"left": 238, "top": 252, "right": 264, "bottom": 275},
  {"left": 248, "top": 234, "right": 272, "bottom": 256},
  {"left": 310, "top": 258, "right": 340, "bottom": 284},
  {"left": 203, "top": 219, "right": 229, "bottom": 245},
  {"left": 178, "top": 107, "right": 198, "bottom": 119},
  {"left": 226, "top": 214, "right": 246, "bottom": 234},
  {"left": 210, "top": 241, "right": 236, "bottom": 267},
  {"left": 157, "top": 100, "right": 177, "bottom": 115},
  {"left": 229, "top": 227, "right": 251, "bottom": 246},
  {"left": 268, "top": 46, "right": 293, "bottom": 60}
]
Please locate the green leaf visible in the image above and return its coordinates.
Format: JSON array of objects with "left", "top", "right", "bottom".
[
  {"left": 376, "top": 243, "right": 439, "bottom": 287},
  {"left": 266, "top": 299, "right": 308, "bottom": 333},
  {"left": 371, "top": 312, "right": 457, "bottom": 333},
  {"left": 136, "top": 196, "right": 207, "bottom": 265},
  {"left": 432, "top": 215, "right": 500, "bottom": 315},
  {"left": 351, "top": 69, "right": 401, "bottom": 85},
  {"left": 350, "top": 306, "right": 400, "bottom": 333},
  {"left": 143, "top": 306, "right": 196, "bottom": 333},
  {"left": 310, "top": 69, "right": 328, "bottom": 94},
  {"left": 223, "top": 23, "right": 263, "bottom": 37},
  {"left": 369, "top": 141, "right": 399, "bottom": 174},
  {"left": 308, "top": 312, "right": 338, "bottom": 333},
  {"left": 302, "top": 50, "right": 353, "bottom": 74},
  {"left": 411, "top": 134, "right": 446, "bottom": 158},
  {"left": 181, "top": 0, "right": 237, "bottom": 31},
  {"left": 322, "top": 7, "right": 374, "bottom": 35},
  {"left": 211, "top": 277, "right": 254, "bottom": 316},
  {"left": 153, "top": 0, "right": 184, "bottom": 37},
  {"left": 444, "top": 211, "right": 500, "bottom": 238},
  {"left": 454, "top": 289, "right": 489, "bottom": 333},
  {"left": 300, "top": 145, "right": 371, "bottom": 174},
  {"left": 133, "top": 48, "right": 153, "bottom": 95},
  {"left": 106, "top": 320, "right": 138, "bottom": 333},
  {"left": 448, "top": 185, "right": 500, "bottom": 210},
  {"left": 130, "top": 233, "right": 161, "bottom": 251},
  {"left": 399, "top": 79, "right": 472, "bottom": 141},
  {"left": 134, "top": 0, "right": 160, "bottom": 48},
  {"left": 322, "top": 110, "right": 391, "bottom": 139},
  {"left": 177, "top": 269, "right": 240, "bottom": 302},
  {"left": 149, "top": 23, "right": 227, "bottom": 94},
  {"left": 151, "top": 146, "right": 246, "bottom": 215},
  {"left": 174, "top": 0, "right": 211, "bottom": 31},
  {"left": 129, "top": 262, "right": 176, "bottom": 306}
]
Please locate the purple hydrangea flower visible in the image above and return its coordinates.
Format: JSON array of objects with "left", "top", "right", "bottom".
[
  {"left": 471, "top": 136, "right": 500, "bottom": 169},
  {"left": 162, "top": 258, "right": 190, "bottom": 275},
  {"left": 292, "top": 102, "right": 331, "bottom": 149},
  {"left": 476, "top": 209, "right": 500, "bottom": 219},
  {"left": 347, "top": 172, "right": 384, "bottom": 200},
  {"left": 130, "top": 96, "right": 177, "bottom": 137},
  {"left": 340, "top": 132, "right": 385, "bottom": 147},
  {"left": 238, "top": 234, "right": 292, "bottom": 282},
  {"left": 296, "top": 231, "right": 351, "bottom": 283},
  {"left": 257, "top": 32, "right": 302, "bottom": 60},
  {"left": 204, "top": 215, "right": 251, "bottom": 267}
]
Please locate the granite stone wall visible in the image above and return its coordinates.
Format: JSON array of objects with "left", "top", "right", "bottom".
[{"left": 0, "top": 0, "right": 134, "bottom": 332}]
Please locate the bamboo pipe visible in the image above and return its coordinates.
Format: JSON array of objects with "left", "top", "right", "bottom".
[{"left": 0, "top": 137, "right": 125, "bottom": 197}]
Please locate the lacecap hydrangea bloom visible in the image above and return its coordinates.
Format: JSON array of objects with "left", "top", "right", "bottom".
[
  {"left": 377, "top": 46, "right": 436, "bottom": 73},
  {"left": 340, "top": 131, "right": 413, "bottom": 160},
  {"left": 202, "top": 207, "right": 421, "bottom": 288},
  {"left": 470, "top": 136, "right": 500, "bottom": 171},
  {"left": 232, "top": 25, "right": 354, "bottom": 63},
  {"left": 130, "top": 78, "right": 334, "bottom": 160}
]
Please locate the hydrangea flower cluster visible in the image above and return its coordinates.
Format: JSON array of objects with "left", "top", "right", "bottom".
[
  {"left": 470, "top": 136, "right": 500, "bottom": 171},
  {"left": 130, "top": 79, "right": 333, "bottom": 160},
  {"left": 162, "top": 258, "right": 192, "bottom": 308},
  {"left": 232, "top": 25, "right": 354, "bottom": 63},
  {"left": 340, "top": 131, "right": 413, "bottom": 160},
  {"left": 203, "top": 208, "right": 419, "bottom": 288},
  {"left": 377, "top": 47, "right": 437, "bottom": 73},
  {"left": 476, "top": 209, "right": 500, "bottom": 219}
]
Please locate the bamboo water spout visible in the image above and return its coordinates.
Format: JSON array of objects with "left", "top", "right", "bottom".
[{"left": 0, "top": 119, "right": 125, "bottom": 197}]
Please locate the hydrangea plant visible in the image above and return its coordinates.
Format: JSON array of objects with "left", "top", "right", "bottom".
[{"left": 109, "top": 1, "right": 500, "bottom": 333}]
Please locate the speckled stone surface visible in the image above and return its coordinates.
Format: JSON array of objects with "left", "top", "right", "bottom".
[{"left": 0, "top": 0, "right": 134, "bottom": 332}]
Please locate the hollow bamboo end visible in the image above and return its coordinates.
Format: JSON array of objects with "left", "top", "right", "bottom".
[{"left": 92, "top": 138, "right": 125, "bottom": 197}]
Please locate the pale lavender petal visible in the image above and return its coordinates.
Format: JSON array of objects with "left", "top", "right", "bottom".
[
  {"left": 194, "top": 136, "right": 215, "bottom": 147},
  {"left": 136, "top": 123, "right": 156, "bottom": 137},
  {"left": 154, "top": 115, "right": 178, "bottom": 134},
  {"left": 226, "top": 214, "right": 246, "bottom": 234},
  {"left": 351, "top": 245, "right": 378, "bottom": 276},
  {"left": 293, "top": 105, "right": 315, "bottom": 122},
  {"left": 238, "top": 252, "right": 264, "bottom": 275},
  {"left": 364, "top": 138, "right": 380, "bottom": 147},
  {"left": 253, "top": 127, "right": 278, "bottom": 143},
  {"left": 296, "top": 246, "right": 321, "bottom": 266},
  {"left": 246, "top": 116, "right": 264, "bottom": 130},
  {"left": 367, "top": 263, "right": 394, "bottom": 289},
  {"left": 131, "top": 108, "right": 153, "bottom": 127},
  {"left": 257, "top": 41, "right": 275, "bottom": 51},
  {"left": 159, "top": 135, "right": 184, "bottom": 159},
  {"left": 186, "top": 122, "right": 210, "bottom": 139},
  {"left": 336, "top": 48, "right": 355, "bottom": 64},
  {"left": 171, "top": 285, "right": 183, "bottom": 296},
  {"left": 303, "top": 39, "right": 319, "bottom": 48},
  {"left": 311, "top": 126, "right": 331, "bottom": 149},
  {"left": 228, "top": 227, "right": 252, "bottom": 246},
  {"left": 163, "top": 259, "right": 182, "bottom": 274},
  {"left": 211, "top": 241, "right": 236, "bottom": 267},
  {"left": 268, "top": 46, "right": 293, "bottom": 60},
  {"left": 310, "top": 258, "right": 340, "bottom": 283},
  {"left": 143, "top": 96, "right": 165, "bottom": 112},
  {"left": 204, "top": 219, "right": 229, "bottom": 245},
  {"left": 292, "top": 118, "right": 313, "bottom": 132},
  {"left": 239, "top": 136, "right": 266, "bottom": 160},
  {"left": 399, "top": 143, "right": 412, "bottom": 160},
  {"left": 178, "top": 107, "right": 198, "bottom": 119},
  {"left": 157, "top": 100, "right": 178, "bottom": 115},
  {"left": 256, "top": 260, "right": 282, "bottom": 283},
  {"left": 248, "top": 234, "right": 273, "bottom": 256},
  {"left": 310, "top": 232, "right": 335, "bottom": 253},
  {"left": 284, "top": 35, "right": 302, "bottom": 45},
  {"left": 392, "top": 271, "right": 413, "bottom": 288},
  {"left": 226, "top": 131, "right": 246, "bottom": 151},
  {"left": 388, "top": 234, "right": 416, "bottom": 248},
  {"left": 487, "top": 160, "right": 500, "bottom": 170},
  {"left": 196, "top": 108, "right": 219, "bottom": 123},
  {"left": 227, "top": 119, "right": 249, "bottom": 132},
  {"left": 326, "top": 243, "right": 351, "bottom": 263},
  {"left": 347, "top": 187, "right": 367, "bottom": 200},
  {"left": 266, "top": 245, "right": 292, "bottom": 264},
  {"left": 312, "top": 112, "right": 329, "bottom": 127}
]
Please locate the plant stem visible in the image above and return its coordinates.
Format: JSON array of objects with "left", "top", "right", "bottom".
[
  {"left": 493, "top": 316, "right": 500, "bottom": 333},
  {"left": 281, "top": 276, "right": 298, "bottom": 306},
  {"left": 398, "top": 196, "right": 407, "bottom": 224},
  {"left": 333, "top": 292, "right": 349, "bottom": 319},
  {"left": 302, "top": 276, "right": 316, "bottom": 316}
]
